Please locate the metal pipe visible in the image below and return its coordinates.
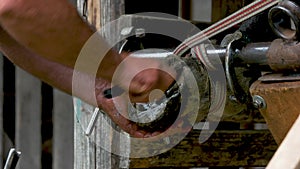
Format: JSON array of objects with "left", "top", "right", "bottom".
[
  {"left": 128, "top": 42, "right": 271, "bottom": 66},
  {"left": 267, "top": 39, "right": 300, "bottom": 71},
  {"left": 236, "top": 42, "right": 270, "bottom": 65},
  {"left": 205, "top": 42, "right": 270, "bottom": 66},
  {"left": 125, "top": 41, "right": 300, "bottom": 73}
]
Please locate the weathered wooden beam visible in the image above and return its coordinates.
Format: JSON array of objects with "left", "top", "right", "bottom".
[
  {"left": 129, "top": 129, "right": 277, "bottom": 168},
  {"left": 266, "top": 115, "right": 300, "bottom": 169},
  {"left": 74, "top": 0, "right": 127, "bottom": 169},
  {"left": 53, "top": 90, "right": 74, "bottom": 169},
  {"left": 15, "top": 68, "right": 41, "bottom": 169},
  {"left": 73, "top": 99, "right": 96, "bottom": 169}
]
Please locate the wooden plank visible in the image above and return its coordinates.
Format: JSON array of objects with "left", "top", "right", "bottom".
[
  {"left": 97, "top": 1, "right": 129, "bottom": 168},
  {"left": 15, "top": 68, "right": 42, "bottom": 169},
  {"left": 250, "top": 80, "right": 300, "bottom": 144},
  {"left": 75, "top": 0, "right": 106, "bottom": 168},
  {"left": 266, "top": 115, "right": 300, "bottom": 169},
  {"left": 74, "top": 0, "right": 109, "bottom": 168},
  {"left": 0, "top": 54, "right": 3, "bottom": 168},
  {"left": 53, "top": 89, "right": 74, "bottom": 169},
  {"left": 129, "top": 129, "right": 277, "bottom": 168},
  {"left": 74, "top": 0, "right": 128, "bottom": 169},
  {"left": 73, "top": 99, "right": 96, "bottom": 169}
]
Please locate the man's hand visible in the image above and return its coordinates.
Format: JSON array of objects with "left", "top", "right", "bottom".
[
  {"left": 112, "top": 53, "right": 177, "bottom": 103},
  {"left": 0, "top": 0, "right": 179, "bottom": 137},
  {"left": 0, "top": 27, "right": 180, "bottom": 138}
]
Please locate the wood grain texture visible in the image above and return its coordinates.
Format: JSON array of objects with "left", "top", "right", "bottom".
[
  {"left": 130, "top": 129, "right": 277, "bottom": 168},
  {"left": 15, "top": 68, "right": 41, "bottom": 169},
  {"left": 74, "top": 0, "right": 127, "bottom": 168},
  {"left": 250, "top": 80, "right": 300, "bottom": 144},
  {"left": 53, "top": 90, "right": 74, "bottom": 169}
]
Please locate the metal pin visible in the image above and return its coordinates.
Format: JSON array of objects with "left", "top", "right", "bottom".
[
  {"left": 85, "top": 107, "right": 102, "bottom": 136},
  {"left": 4, "top": 148, "right": 21, "bottom": 169}
]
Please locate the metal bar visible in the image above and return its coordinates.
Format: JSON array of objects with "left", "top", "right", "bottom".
[
  {"left": 236, "top": 42, "right": 270, "bottom": 65},
  {"left": 85, "top": 107, "right": 101, "bottom": 136},
  {"left": 4, "top": 148, "right": 21, "bottom": 169},
  {"left": 205, "top": 42, "right": 270, "bottom": 66}
]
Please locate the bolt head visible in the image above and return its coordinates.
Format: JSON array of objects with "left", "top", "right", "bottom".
[{"left": 252, "top": 95, "right": 266, "bottom": 109}]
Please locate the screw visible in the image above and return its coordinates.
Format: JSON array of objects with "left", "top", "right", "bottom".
[{"left": 252, "top": 95, "right": 266, "bottom": 109}]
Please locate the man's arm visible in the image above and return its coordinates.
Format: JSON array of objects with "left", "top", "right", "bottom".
[
  {"left": 0, "top": 0, "right": 120, "bottom": 81},
  {"left": 0, "top": 26, "right": 153, "bottom": 138},
  {"left": 0, "top": 0, "right": 175, "bottom": 101},
  {"left": 0, "top": 0, "right": 177, "bottom": 136}
]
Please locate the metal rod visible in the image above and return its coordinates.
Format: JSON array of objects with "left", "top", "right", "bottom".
[
  {"left": 85, "top": 107, "right": 101, "bottom": 136},
  {"left": 236, "top": 42, "right": 270, "bottom": 65},
  {"left": 205, "top": 42, "right": 270, "bottom": 66},
  {"left": 4, "top": 148, "right": 21, "bottom": 169}
]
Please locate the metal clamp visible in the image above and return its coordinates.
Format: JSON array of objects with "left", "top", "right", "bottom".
[{"left": 224, "top": 31, "right": 248, "bottom": 104}]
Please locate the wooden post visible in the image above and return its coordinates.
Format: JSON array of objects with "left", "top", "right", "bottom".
[
  {"left": 15, "top": 68, "right": 41, "bottom": 169},
  {"left": 73, "top": 99, "right": 96, "bottom": 169},
  {"left": 74, "top": 0, "right": 128, "bottom": 168},
  {"left": 53, "top": 90, "right": 74, "bottom": 169}
]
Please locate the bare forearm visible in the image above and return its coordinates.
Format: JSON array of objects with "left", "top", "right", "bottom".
[
  {"left": 0, "top": 29, "right": 152, "bottom": 137},
  {"left": 0, "top": 0, "right": 121, "bottom": 81},
  {"left": 0, "top": 27, "right": 109, "bottom": 106},
  {"left": 0, "top": 28, "right": 72, "bottom": 93}
]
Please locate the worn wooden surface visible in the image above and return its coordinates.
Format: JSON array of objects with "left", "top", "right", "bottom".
[
  {"left": 73, "top": 100, "right": 96, "bottom": 169},
  {"left": 53, "top": 90, "right": 74, "bottom": 169},
  {"left": 267, "top": 115, "right": 300, "bottom": 169},
  {"left": 74, "top": 0, "right": 128, "bottom": 169},
  {"left": 15, "top": 68, "right": 42, "bottom": 169},
  {"left": 129, "top": 129, "right": 277, "bottom": 168},
  {"left": 0, "top": 51, "right": 75, "bottom": 169},
  {"left": 250, "top": 80, "right": 300, "bottom": 144}
]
